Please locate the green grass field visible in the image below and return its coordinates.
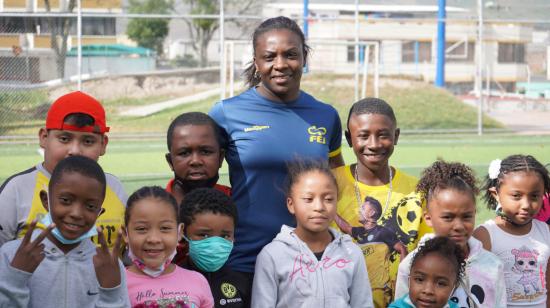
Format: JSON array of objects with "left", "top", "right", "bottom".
[
  {"left": 2, "top": 134, "right": 549, "bottom": 225},
  {"left": 1, "top": 74, "right": 502, "bottom": 135}
]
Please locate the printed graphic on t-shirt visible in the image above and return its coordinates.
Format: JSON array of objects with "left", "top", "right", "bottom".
[
  {"left": 380, "top": 195, "right": 424, "bottom": 247},
  {"left": 132, "top": 288, "right": 197, "bottom": 308},
  {"left": 218, "top": 282, "right": 243, "bottom": 306},
  {"left": 505, "top": 246, "right": 545, "bottom": 302},
  {"left": 342, "top": 197, "right": 409, "bottom": 308},
  {"left": 288, "top": 252, "right": 352, "bottom": 297}
]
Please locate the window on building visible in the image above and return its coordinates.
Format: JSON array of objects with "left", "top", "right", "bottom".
[
  {"left": 498, "top": 43, "right": 525, "bottom": 63},
  {"left": 446, "top": 41, "right": 475, "bottom": 62},
  {"left": 0, "top": 17, "right": 116, "bottom": 36},
  {"left": 402, "top": 41, "right": 431, "bottom": 63},
  {"left": 347, "top": 43, "right": 376, "bottom": 63},
  {"left": 0, "top": 17, "right": 35, "bottom": 33},
  {"left": 81, "top": 18, "right": 116, "bottom": 35}
]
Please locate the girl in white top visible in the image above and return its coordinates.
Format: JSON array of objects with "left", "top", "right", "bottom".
[{"left": 474, "top": 154, "right": 550, "bottom": 308}]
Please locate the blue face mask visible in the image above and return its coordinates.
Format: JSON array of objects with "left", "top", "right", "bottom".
[
  {"left": 40, "top": 211, "right": 98, "bottom": 245},
  {"left": 185, "top": 236, "right": 233, "bottom": 272}
]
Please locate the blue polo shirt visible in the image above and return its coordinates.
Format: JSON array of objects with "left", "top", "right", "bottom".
[{"left": 209, "top": 88, "right": 342, "bottom": 273}]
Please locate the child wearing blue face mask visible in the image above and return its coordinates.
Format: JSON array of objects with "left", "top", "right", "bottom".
[
  {"left": 177, "top": 187, "right": 249, "bottom": 308},
  {"left": 124, "top": 186, "right": 213, "bottom": 308},
  {"left": 0, "top": 155, "right": 129, "bottom": 307}
]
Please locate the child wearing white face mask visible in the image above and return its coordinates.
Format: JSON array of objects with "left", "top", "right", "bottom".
[
  {"left": 390, "top": 236, "right": 465, "bottom": 308},
  {"left": 124, "top": 186, "right": 213, "bottom": 308}
]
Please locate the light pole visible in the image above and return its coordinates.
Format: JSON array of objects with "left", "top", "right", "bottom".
[{"left": 477, "top": 0, "right": 484, "bottom": 135}]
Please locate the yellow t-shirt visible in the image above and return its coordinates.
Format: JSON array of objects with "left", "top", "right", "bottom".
[{"left": 332, "top": 165, "right": 432, "bottom": 308}]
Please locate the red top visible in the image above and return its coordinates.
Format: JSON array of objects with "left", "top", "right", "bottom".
[{"left": 165, "top": 178, "right": 231, "bottom": 197}]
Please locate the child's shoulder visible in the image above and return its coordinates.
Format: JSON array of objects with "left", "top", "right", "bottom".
[
  {"left": 174, "top": 265, "right": 208, "bottom": 283},
  {"left": 333, "top": 230, "right": 365, "bottom": 259},
  {"left": 393, "top": 167, "right": 419, "bottom": 188},
  {"left": 0, "top": 237, "right": 23, "bottom": 257},
  {"left": 470, "top": 238, "right": 504, "bottom": 266},
  {"left": 0, "top": 165, "right": 40, "bottom": 192},
  {"left": 332, "top": 165, "right": 350, "bottom": 179},
  {"left": 258, "top": 237, "right": 288, "bottom": 257}
]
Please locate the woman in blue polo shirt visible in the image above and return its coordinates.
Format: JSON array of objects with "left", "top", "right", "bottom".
[{"left": 209, "top": 15, "right": 344, "bottom": 299}]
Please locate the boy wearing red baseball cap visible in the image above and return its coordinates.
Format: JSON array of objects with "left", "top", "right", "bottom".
[{"left": 0, "top": 91, "right": 127, "bottom": 248}]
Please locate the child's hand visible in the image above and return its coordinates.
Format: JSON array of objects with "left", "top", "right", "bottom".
[
  {"left": 93, "top": 227, "right": 123, "bottom": 289},
  {"left": 10, "top": 220, "right": 55, "bottom": 273}
]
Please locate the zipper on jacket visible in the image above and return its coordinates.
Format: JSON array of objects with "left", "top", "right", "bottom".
[{"left": 64, "top": 255, "right": 69, "bottom": 308}]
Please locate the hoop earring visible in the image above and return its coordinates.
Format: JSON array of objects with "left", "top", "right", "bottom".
[{"left": 254, "top": 71, "right": 261, "bottom": 80}]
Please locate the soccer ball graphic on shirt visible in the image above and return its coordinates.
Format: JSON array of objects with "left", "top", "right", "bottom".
[{"left": 382, "top": 195, "right": 423, "bottom": 244}]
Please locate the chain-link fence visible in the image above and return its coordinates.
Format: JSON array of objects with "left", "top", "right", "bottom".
[{"left": 2, "top": 0, "right": 550, "bottom": 137}]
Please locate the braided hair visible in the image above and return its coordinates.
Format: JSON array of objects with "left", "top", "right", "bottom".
[{"left": 482, "top": 154, "right": 550, "bottom": 210}]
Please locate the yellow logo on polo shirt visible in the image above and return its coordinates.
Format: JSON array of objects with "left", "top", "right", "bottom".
[
  {"left": 308, "top": 126, "right": 327, "bottom": 144},
  {"left": 221, "top": 282, "right": 237, "bottom": 298}
]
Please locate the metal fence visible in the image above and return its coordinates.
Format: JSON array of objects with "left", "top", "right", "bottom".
[{"left": 2, "top": 1, "right": 550, "bottom": 137}]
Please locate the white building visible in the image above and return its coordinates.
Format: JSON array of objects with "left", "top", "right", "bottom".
[{"left": 264, "top": 2, "right": 531, "bottom": 89}]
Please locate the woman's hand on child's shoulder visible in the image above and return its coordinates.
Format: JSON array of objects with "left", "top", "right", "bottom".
[
  {"left": 10, "top": 220, "right": 55, "bottom": 273},
  {"left": 93, "top": 227, "right": 123, "bottom": 289}
]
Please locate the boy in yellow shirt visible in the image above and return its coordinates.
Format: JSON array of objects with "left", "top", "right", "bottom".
[{"left": 332, "top": 97, "right": 431, "bottom": 308}]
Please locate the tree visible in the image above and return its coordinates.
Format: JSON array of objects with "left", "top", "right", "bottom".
[
  {"left": 126, "top": 0, "right": 172, "bottom": 56},
  {"left": 44, "top": 0, "right": 75, "bottom": 79},
  {"left": 184, "top": 0, "right": 261, "bottom": 67}
]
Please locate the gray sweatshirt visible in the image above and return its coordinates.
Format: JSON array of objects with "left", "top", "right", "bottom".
[
  {"left": 0, "top": 231, "right": 130, "bottom": 308},
  {"left": 251, "top": 225, "right": 374, "bottom": 308}
]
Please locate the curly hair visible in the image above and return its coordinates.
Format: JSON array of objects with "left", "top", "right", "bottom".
[
  {"left": 411, "top": 236, "right": 466, "bottom": 284},
  {"left": 125, "top": 186, "right": 178, "bottom": 226},
  {"left": 416, "top": 160, "right": 478, "bottom": 205},
  {"left": 179, "top": 187, "right": 237, "bottom": 229},
  {"left": 482, "top": 154, "right": 550, "bottom": 210}
]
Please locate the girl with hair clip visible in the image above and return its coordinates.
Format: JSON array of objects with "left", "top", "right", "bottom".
[
  {"left": 474, "top": 155, "right": 550, "bottom": 308},
  {"left": 395, "top": 160, "right": 507, "bottom": 308}
]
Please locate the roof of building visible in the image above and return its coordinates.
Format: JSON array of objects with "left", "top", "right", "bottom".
[
  {"left": 267, "top": 0, "right": 550, "bottom": 25},
  {"left": 67, "top": 44, "right": 154, "bottom": 57}
]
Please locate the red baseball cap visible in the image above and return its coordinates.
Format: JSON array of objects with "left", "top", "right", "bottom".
[{"left": 46, "top": 91, "right": 110, "bottom": 134}]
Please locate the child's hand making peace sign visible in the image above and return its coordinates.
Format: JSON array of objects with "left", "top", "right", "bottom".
[
  {"left": 93, "top": 227, "right": 123, "bottom": 289},
  {"left": 10, "top": 220, "right": 55, "bottom": 273}
]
